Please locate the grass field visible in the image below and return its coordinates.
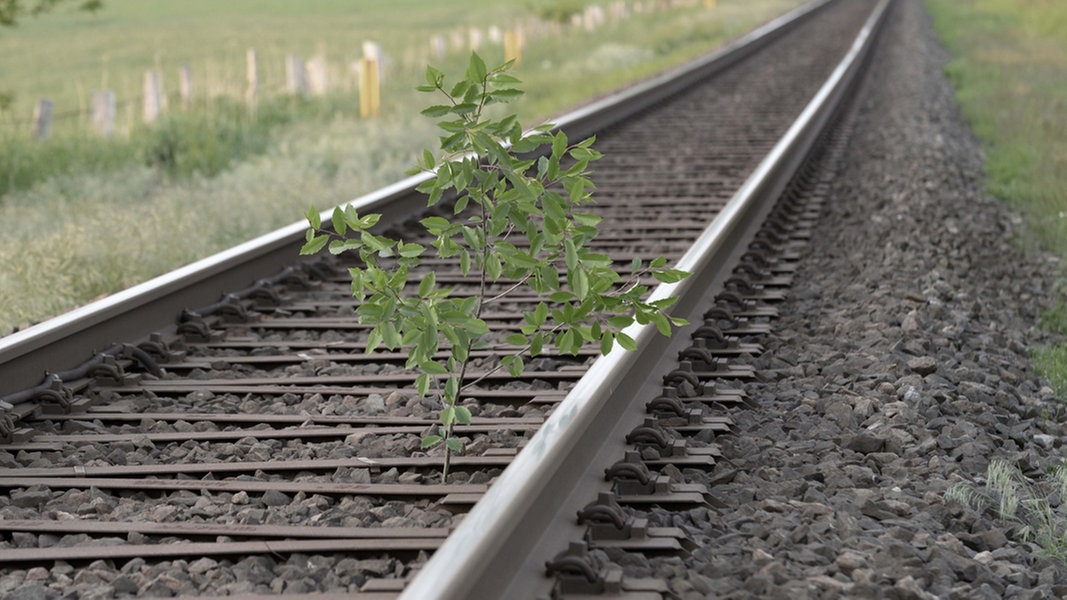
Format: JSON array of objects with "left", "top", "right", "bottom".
[
  {"left": 925, "top": 0, "right": 1067, "bottom": 398},
  {"left": 0, "top": 0, "right": 804, "bottom": 334}
]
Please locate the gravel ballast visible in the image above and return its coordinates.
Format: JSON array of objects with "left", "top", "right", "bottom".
[{"left": 644, "top": 0, "right": 1067, "bottom": 597}]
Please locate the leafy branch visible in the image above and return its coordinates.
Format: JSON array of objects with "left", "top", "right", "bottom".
[{"left": 302, "top": 53, "right": 688, "bottom": 478}]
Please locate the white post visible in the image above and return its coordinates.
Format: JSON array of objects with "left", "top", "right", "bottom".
[
  {"left": 91, "top": 90, "right": 116, "bottom": 137},
  {"left": 307, "top": 56, "right": 328, "bottom": 95},
  {"left": 179, "top": 64, "right": 193, "bottom": 109},
  {"left": 32, "top": 98, "right": 52, "bottom": 140},
  {"left": 143, "top": 70, "right": 163, "bottom": 123},
  {"left": 245, "top": 48, "right": 259, "bottom": 108},
  {"left": 286, "top": 54, "right": 308, "bottom": 96}
]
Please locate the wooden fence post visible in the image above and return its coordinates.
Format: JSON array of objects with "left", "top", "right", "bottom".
[
  {"left": 143, "top": 70, "right": 163, "bottom": 123},
  {"left": 504, "top": 29, "right": 522, "bottom": 65},
  {"left": 32, "top": 98, "right": 52, "bottom": 140},
  {"left": 430, "top": 34, "right": 446, "bottom": 60},
  {"left": 362, "top": 41, "right": 383, "bottom": 80},
  {"left": 246, "top": 48, "right": 259, "bottom": 110},
  {"left": 307, "top": 56, "right": 328, "bottom": 95},
  {"left": 286, "top": 54, "right": 308, "bottom": 96},
  {"left": 91, "top": 90, "right": 116, "bottom": 137},
  {"left": 179, "top": 64, "right": 193, "bottom": 109},
  {"left": 469, "top": 27, "right": 483, "bottom": 50},
  {"left": 359, "top": 57, "right": 380, "bottom": 118}
]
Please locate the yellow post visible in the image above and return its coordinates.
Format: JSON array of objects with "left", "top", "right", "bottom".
[
  {"left": 704, "top": 0, "right": 716, "bottom": 8},
  {"left": 504, "top": 29, "right": 522, "bottom": 65},
  {"left": 359, "top": 57, "right": 381, "bottom": 118}
]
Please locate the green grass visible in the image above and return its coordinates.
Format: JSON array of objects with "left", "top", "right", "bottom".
[
  {"left": 947, "top": 459, "right": 1067, "bottom": 561},
  {"left": 0, "top": 0, "right": 804, "bottom": 334},
  {"left": 926, "top": 0, "right": 1067, "bottom": 399}
]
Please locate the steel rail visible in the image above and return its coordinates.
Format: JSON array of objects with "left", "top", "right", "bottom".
[
  {"left": 399, "top": 0, "right": 893, "bottom": 598},
  {"left": 0, "top": 0, "right": 833, "bottom": 398}
]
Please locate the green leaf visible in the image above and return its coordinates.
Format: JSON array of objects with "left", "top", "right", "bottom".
[
  {"left": 444, "top": 376, "right": 460, "bottom": 402},
  {"left": 505, "top": 333, "right": 528, "bottom": 346},
  {"left": 548, "top": 291, "right": 574, "bottom": 303},
  {"left": 422, "top": 148, "right": 436, "bottom": 170},
  {"left": 600, "top": 331, "right": 614, "bottom": 355},
  {"left": 653, "top": 268, "right": 689, "bottom": 283},
  {"left": 421, "top": 105, "right": 452, "bottom": 118},
  {"left": 650, "top": 256, "right": 667, "bottom": 268},
  {"left": 607, "top": 315, "right": 633, "bottom": 329},
  {"left": 441, "top": 406, "right": 455, "bottom": 427},
  {"left": 529, "top": 333, "right": 544, "bottom": 356},
  {"left": 467, "top": 51, "right": 488, "bottom": 82},
  {"left": 533, "top": 302, "right": 548, "bottom": 326},
  {"left": 464, "top": 317, "right": 489, "bottom": 336},
  {"left": 454, "top": 405, "right": 472, "bottom": 425},
  {"left": 486, "top": 253, "right": 503, "bottom": 281},
  {"left": 446, "top": 437, "right": 464, "bottom": 452},
  {"left": 652, "top": 312, "right": 672, "bottom": 336},
  {"left": 300, "top": 233, "right": 329, "bottom": 255},
  {"left": 452, "top": 102, "right": 478, "bottom": 115},
  {"left": 399, "top": 242, "right": 425, "bottom": 258},
  {"left": 419, "top": 359, "right": 448, "bottom": 375},
  {"left": 502, "top": 355, "right": 524, "bottom": 377},
  {"left": 551, "top": 131, "right": 568, "bottom": 160},
  {"left": 331, "top": 207, "right": 347, "bottom": 235},
  {"left": 571, "top": 268, "right": 590, "bottom": 301},
  {"left": 573, "top": 212, "right": 601, "bottom": 227},
  {"left": 421, "top": 216, "right": 452, "bottom": 235},
  {"left": 306, "top": 206, "right": 321, "bottom": 229},
  {"left": 490, "top": 88, "right": 523, "bottom": 102},
  {"left": 460, "top": 250, "right": 471, "bottom": 275},
  {"left": 421, "top": 435, "right": 442, "bottom": 449},
  {"left": 419, "top": 272, "right": 436, "bottom": 297},
  {"left": 617, "top": 332, "right": 637, "bottom": 351},
  {"left": 564, "top": 238, "right": 578, "bottom": 271},
  {"left": 416, "top": 374, "right": 431, "bottom": 397}
]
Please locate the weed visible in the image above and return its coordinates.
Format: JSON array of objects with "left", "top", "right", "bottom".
[
  {"left": 946, "top": 458, "right": 1067, "bottom": 561},
  {"left": 302, "top": 54, "right": 688, "bottom": 476}
]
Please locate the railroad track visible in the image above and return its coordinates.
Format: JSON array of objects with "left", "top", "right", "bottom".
[{"left": 0, "top": 0, "right": 890, "bottom": 597}]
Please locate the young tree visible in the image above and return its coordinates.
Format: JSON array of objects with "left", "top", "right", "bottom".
[{"left": 303, "top": 53, "right": 687, "bottom": 477}]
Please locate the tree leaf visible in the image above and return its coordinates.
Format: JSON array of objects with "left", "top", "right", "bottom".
[
  {"left": 300, "top": 233, "right": 329, "bottom": 255},
  {"left": 421, "top": 435, "right": 442, "bottom": 449},
  {"left": 421, "top": 105, "right": 452, "bottom": 118},
  {"left": 571, "top": 268, "right": 590, "bottom": 301},
  {"left": 416, "top": 374, "right": 431, "bottom": 397},
  {"left": 399, "top": 242, "right": 425, "bottom": 258},
  {"left": 419, "top": 272, "right": 436, "bottom": 297},
  {"left": 467, "top": 51, "right": 488, "bottom": 82},
  {"left": 617, "top": 332, "right": 637, "bottom": 351},
  {"left": 446, "top": 437, "right": 464, "bottom": 452},
  {"left": 331, "top": 207, "right": 347, "bottom": 235},
  {"left": 440, "top": 406, "right": 455, "bottom": 427},
  {"left": 600, "top": 331, "right": 614, "bottom": 355},
  {"left": 454, "top": 405, "right": 472, "bottom": 425},
  {"left": 502, "top": 355, "right": 524, "bottom": 377},
  {"left": 306, "top": 206, "right": 321, "bottom": 229},
  {"left": 419, "top": 360, "right": 448, "bottom": 375}
]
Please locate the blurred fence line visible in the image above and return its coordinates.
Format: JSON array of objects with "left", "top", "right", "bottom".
[{"left": 4, "top": 0, "right": 707, "bottom": 140}]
